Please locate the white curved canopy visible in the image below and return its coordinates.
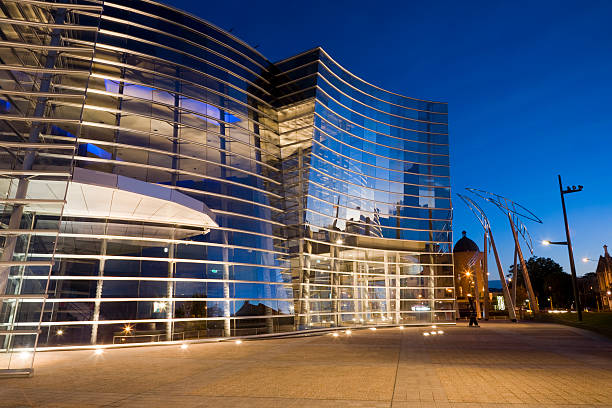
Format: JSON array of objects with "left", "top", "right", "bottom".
[
  {"left": 64, "top": 168, "right": 216, "bottom": 228},
  {"left": 1, "top": 167, "right": 216, "bottom": 229}
]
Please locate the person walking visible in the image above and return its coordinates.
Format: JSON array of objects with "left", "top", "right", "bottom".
[{"left": 468, "top": 296, "right": 479, "bottom": 327}]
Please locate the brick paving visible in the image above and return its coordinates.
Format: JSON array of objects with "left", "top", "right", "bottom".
[{"left": 2, "top": 321, "right": 612, "bottom": 407}]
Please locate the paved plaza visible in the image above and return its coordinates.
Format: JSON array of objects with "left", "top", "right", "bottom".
[{"left": 2, "top": 321, "right": 612, "bottom": 407}]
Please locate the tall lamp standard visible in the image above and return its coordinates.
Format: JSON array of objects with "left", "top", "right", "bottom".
[{"left": 551, "top": 174, "right": 583, "bottom": 321}]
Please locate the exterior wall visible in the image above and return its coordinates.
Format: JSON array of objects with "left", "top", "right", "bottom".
[
  {"left": 0, "top": 0, "right": 103, "bottom": 372},
  {"left": 0, "top": 0, "right": 453, "bottom": 357},
  {"left": 0, "top": 0, "right": 290, "bottom": 351},
  {"left": 277, "top": 49, "right": 454, "bottom": 328},
  {"left": 61, "top": 0, "right": 291, "bottom": 345}
]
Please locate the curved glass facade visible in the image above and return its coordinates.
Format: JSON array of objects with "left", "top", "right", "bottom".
[
  {"left": 0, "top": 0, "right": 452, "bottom": 368},
  {"left": 276, "top": 50, "right": 452, "bottom": 329}
]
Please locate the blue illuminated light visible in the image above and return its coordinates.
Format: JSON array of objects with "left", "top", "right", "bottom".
[
  {"left": 104, "top": 79, "right": 240, "bottom": 124},
  {"left": 86, "top": 143, "right": 112, "bottom": 160},
  {"left": 51, "top": 125, "right": 113, "bottom": 160},
  {"left": 51, "top": 125, "right": 75, "bottom": 138},
  {"left": 0, "top": 99, "right": 10, "bottom": 112},
  {"left": 224, "top": 112, "right": 241, "bottom": 123}
]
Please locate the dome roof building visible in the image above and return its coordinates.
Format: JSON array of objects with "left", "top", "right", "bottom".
[
  {"left": 453, "top": 231, "right": 488, "bottom": 318},
  {"left": 453, "top": 231, "right": 480, "bottom": 253}
]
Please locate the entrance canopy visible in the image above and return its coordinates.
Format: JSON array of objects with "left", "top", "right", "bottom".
[
  {"left": 64, "top": 167, "right": 216, "bottom": 228},
  {"left": 0, "top": 167, "right": 217, "bottom": 230}
]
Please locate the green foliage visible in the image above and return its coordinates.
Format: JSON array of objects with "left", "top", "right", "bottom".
[
  {"left": 537, "top": 312, "right": 612, "bottom": 339},
  {"left": 508, "top": 256, "right": 573, "bottom": 309}
]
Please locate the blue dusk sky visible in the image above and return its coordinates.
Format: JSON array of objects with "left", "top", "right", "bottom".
[{"left": 168, "top": 0, "right": 612, "bottom": 276}]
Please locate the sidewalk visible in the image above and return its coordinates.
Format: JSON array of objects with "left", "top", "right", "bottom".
[{"left": 2, "top": 321, "right": 612, "bottom": 407}]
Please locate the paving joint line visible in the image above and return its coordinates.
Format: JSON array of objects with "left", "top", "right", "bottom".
[{"left": 389, "top": 327, "right": 403, "bottom": 407}]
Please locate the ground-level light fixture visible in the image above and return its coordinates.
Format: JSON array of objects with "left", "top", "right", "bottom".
[
  {"left": 369, "top": 327, "right": 377, "bottom": 331},
  {"left": 345, "top": 329, "right": 352, "bottom": 335},
  {"left": 56, "top": 329, "right": 64, "bottom": 336},
  {"left": 332, "top": 332, "right": 339, "bottom": 337},
  {"left": 180, "top": 344, "right": 188, "bottom": 350},
  {"left": 94, "top": 348, "right": 104, "bottom": 355},
  {"left": 235, "top": 340, "right": 243, "bottom": 345}
]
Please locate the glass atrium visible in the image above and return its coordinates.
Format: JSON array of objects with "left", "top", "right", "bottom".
[{"left": 0, "top": 0, "right": 452, "bottom": 375}]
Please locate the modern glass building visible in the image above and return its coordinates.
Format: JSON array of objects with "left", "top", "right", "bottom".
[{"left": 0, "top": 0, "right": 452, "bottom": 374}]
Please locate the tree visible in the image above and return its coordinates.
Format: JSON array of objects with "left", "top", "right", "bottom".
[{"left": 508, "top": 256, "right": 573, "bottom": 310}]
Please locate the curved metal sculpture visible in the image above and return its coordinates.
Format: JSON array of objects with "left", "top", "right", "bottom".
[
  {"left": 457, "top": 194, "right": 517, "bottom": 321},
  {"left": 465, "top": 188, "right": 542, "bottom": 223},
  {"left": 466, "top": 188, "right": 540, "bottom": 255},
  {"left": 465, "top": 188, "right": 541, "bottom": 314}
]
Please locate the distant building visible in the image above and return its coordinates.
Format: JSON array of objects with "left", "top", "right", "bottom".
[
  {"left": 578, "top": 272, "right": 600, "bottom": 311},
  {"left": 453, "top": 231, "right": 487, "bottom": 317},
  {"left": 596, "top": 245, "right": 612, "bottom": 310}
]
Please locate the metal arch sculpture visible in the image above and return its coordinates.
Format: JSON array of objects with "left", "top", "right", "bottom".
[
  {"left": 514, "top": 218, "right": 536, "bottom": 256},
  {"left": 465, "top": 188, "right": 541, "bottom": 315},
  {"left": 465, "top": 188, "right": 542, "bottom": 223},
  {"left": 466, "top": 188, "right": 541, "bottom": 255},
  {"left": 457, "top": 193, "right": 490, "bottom": 233},
  {"left": 457, "top": 194, "right": 517, "bottom": 321}
]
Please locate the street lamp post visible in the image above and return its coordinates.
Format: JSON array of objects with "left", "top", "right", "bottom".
[{"left": 558, "top": 174, "right": 583, "bottom": 321}]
